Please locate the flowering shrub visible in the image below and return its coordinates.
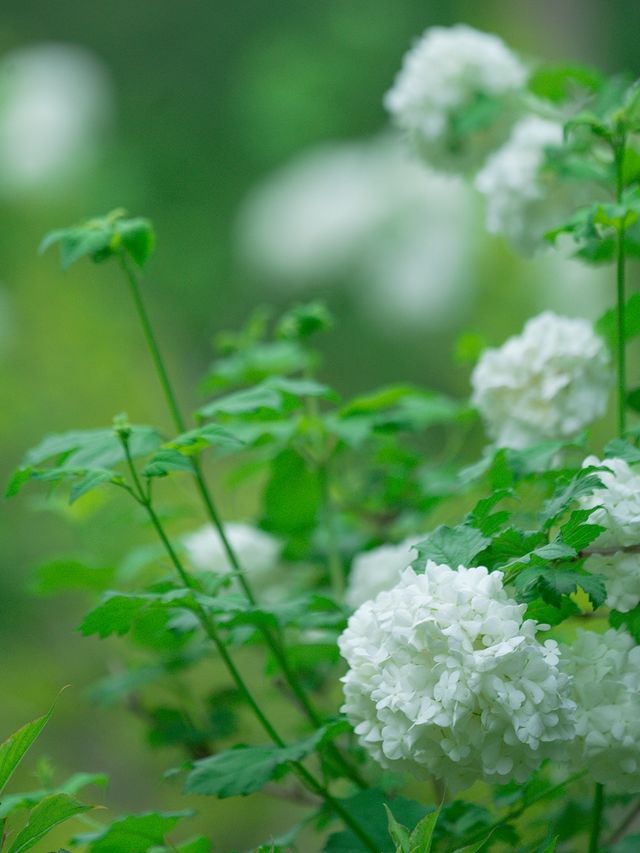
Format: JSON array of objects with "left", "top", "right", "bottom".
[{"left": 8, "top": 21, "right": 640, "bottom": 853}]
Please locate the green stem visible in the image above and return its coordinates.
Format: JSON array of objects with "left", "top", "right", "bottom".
[
  {"left": 589, "top": 783, "right": 605, "bottom": 853},
  {"left": 614, "top": 139, "right": 627, "bottom": 438},
  {"left": 319, "top": 464, "right": 345, "bottom": 597},
  {"left": 119, "top": 442, "right": 376, "bottom": 851},
  {"left": 118, "top": 255, "right": 365, "bottom": 788}
]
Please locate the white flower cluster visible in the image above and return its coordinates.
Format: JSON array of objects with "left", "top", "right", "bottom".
[
  {"left": 339, "top": 562, "right": 574, "bottom": 790},
  {"left": 346, "top": 537, "right": 424, "bottom": 609},
  {"left": 385, "top": 25, "right": 527, "bottom": 173},
  {"left": 579, "top": 455, "right": 640, "bottom": 612},
  {"left": 471, "top": 312, "right": 611, "bottom": 449},
  {"left": 236, "top": 135, "right": 477, "bottom": 332},
  {"left": 183, "top": 523, "right": 283, "bottom": 598},
  {"left": 475, "top": 116, "right": 581, "bottom": 253},
  {"left": 561, "top": 629, "right": 640, "bottom": 791}
]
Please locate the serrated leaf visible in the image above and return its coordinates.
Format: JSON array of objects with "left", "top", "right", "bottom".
[
  {"left": 78, "top": 590, "right": 192, "bottom": 639},
  {"left": 514, "top": 564, "right": 606, "bottom": 609},
  {"left": 605, "top": 437, "right": 640, "bottom": 463},
  {"left": 185, "top": 723, "right": 347, "bottom": 798},
  {"left": 75, "top": 811, "right": 190, "bottom": 852},
  {"left": 198, "top": 377, "right": 334, "bottom": 419},
  {"left": 0, "top": 708, "right": 53, "bottom": 795},
  {"left": 559, "top": 509, "right": 605, "bottom": 550},
  {"left": 413, "top": 525, "right": 490, "bottom": 570},
  {"left": 8, "top": 793, "right": 92, "bottom": 853},
  {"left": 541, "top": 470, "right": 603, "bottom": 526}
]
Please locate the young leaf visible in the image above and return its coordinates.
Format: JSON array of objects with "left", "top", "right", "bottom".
[
  {"left": 0, "top": 772, "right": 108, "bottom": 819},
  {"left": 7, "top": 793, "right": 92, "bottom": 853},
  {"left": 0, "top": 708, "right": 54, "bottom": 795},
  {"left": 407, "top": 807, "right": 441, "bottom": 852},
  {"left": 40, "top": 210, "right": 155, "bottom": 270},
  {"left": 384, "top": 805, "right": 410, "bottom": 853}
]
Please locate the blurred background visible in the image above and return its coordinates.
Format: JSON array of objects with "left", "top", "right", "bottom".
[{"left": 2, "top": 0, "right": 640, "bottom": 849}]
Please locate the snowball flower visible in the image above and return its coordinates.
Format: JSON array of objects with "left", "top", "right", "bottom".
[
  {"left": 475, "top": 116, "right": 586, "bottom": 252},
  {"left": 579, "top": 456, "right": 640, "bottom": 549},
  {"left": 561, "top": 629, "right": 640, "bottom": 791},
  {"left": 385, "top": 25, "right": 527, "bottom": 173},
  {"left": 183, "top": 523, "right": 282, "bottom": 597},
  {"left": 339, "top": 563, "right": 575, "bottom": 790},
  {"left": 471, "top": 312, "right": 611, "bottom": 449},
  {"left": 346, "top": 537, "right": 425, "bottom": 609},
  {"left": 0, "top": 43, "right": 114, "bottom": 196},
  {"left": 236, "top": 135, "right": 477, "bottom": 331},
  {"left": 584, "top": 552, "right": 640, "bottom": 613}
]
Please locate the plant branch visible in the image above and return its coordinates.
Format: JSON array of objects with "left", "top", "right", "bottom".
[
  {"left": 117, "top": 255, "right": 365, "bottom": 788},
  {"left": 588, "top": 782, "right": 605, "bottom": 853}
]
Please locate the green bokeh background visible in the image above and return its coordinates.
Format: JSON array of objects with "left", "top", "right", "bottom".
[{"left": 2, "top": 1, "right": 640, "bottom": 849}]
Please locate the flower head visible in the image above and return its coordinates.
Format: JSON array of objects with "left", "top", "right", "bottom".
[
  {"left": 580, "top": 456, "right": 640, "bottom": 549},
  {"left": 561, "top": 629, "right": 640, "bottom": 791},
  {"left": 471, "top": 312, "right": 611, "bottom": 449},
  {"left": 339, "top": 562, "right": 575, "bottom": 790},
  {"left": 385, "top": 25, "right": 527, "bottom": 173},
  {"left": 346, "top": 537, "right": 424, "bottom": 609},
  {"left": 183, "top": 523, "right": 282, "bottom": 597},
  {"left": 475, "top": 116, "right": 583, "bottom": 252}
]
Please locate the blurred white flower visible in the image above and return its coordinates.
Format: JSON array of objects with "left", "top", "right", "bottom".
[
  {"left": 385, "top": 25, "right": 527, "bottom": 173},
  {"left": 561, "top": 628, "right": 640, "bottom": 791},
  {"left": 580, "top": 456, "right": 640, "bottom": 549},
  {"left": 183, "top": 523, "right": 282, "bottom": 598},
  {"left": 584, "top": 552, "right": 640, "bottom": 613},
  {"left": 475, "top": 116, "right": 585, "bottom": 252},
  {"left": 236, "top": 136, "right": 477, "bottom": 331},
  {"left": 471, "top": 311, "right": 611, "bottom": 448},
  {"left": 339, "top": 562, "right": 575, "bottom": 790},
  {"left": 346, "top": 536, "right": 424, "bottom": 609},
  {"left": 0, "top": 43, "right": 114, "bottom": 196}
]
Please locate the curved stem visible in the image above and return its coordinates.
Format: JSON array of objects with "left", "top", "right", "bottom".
[
  {"left": 589, "top": 783, "right": 605, "bottom": 853},
  {"left": 117, "top": 256, "right": 365, "bottom": 788},
  {"left": 118, "top": 442, "right": 376, "bottom": 851}
]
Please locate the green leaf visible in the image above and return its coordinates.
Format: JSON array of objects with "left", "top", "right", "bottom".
[
  {"left": 198, "top": 377, "right": 335, "bottom": 419},
  {"left": 324, "top": 791, "right": 430, "bottom": 853},
  {"left": 451, "top": 832, "right": 495, "bottom": 853},
  {"left": 276, "top": 301, "right": 333, "bottom": 340},
  {"left": 340, "top": 385, "right": 467, "bottom": 433},
  {"left": 262, "top": 449, "right": 322, "bottom": 556},
  {"left": 384, "top": 805, "right": 410, "bottom": 853},
  {"left": 540, "top": 469, "right": 603, "bottom": 527},
  {"left": 185, "top": 723, "right": 346, "bottom": 798},
  {"left": 605, "top": 437, "right": 640, "bottom": 463},
  {"left": 162, "top": 424, "right": 245, "bottom": 457},
  {"left": 559, "top": 509, "right": 605, "bottom": 550},
  {"left": 596, "top": 292, "right": 640, "bottom": 348},
  {"left": 514, "top": 564, "right": 606, "bottom": 609},
  {"left": 78, "top": 590, "right": 192, "bottom": 639},
  {"left": 528, "top": 64, "right": 603, "bottom": 103},
  {"left": 412, "top": 525, "right": 490, "bottom": 570},
  {"left": 0, "top": 772, "right": 108, "bottom": 819},
  {"left": 408, "top": 807, "right": 440, "bottom": 852},
  {"left": 40, "top": 210, "right": 155, "bottom": 270},
  {"left": 8, "top": 793, "right": 91, "bottom": 853},
  {"left": 610, "top": 604, "right": 640, "bottom": 642},
  {"left": 75, "top": 811, "right": 190, "bottom": 852},
  {"left": 32, "top": 561, "right": 114, "bottom": 596},
  {"left": 0, "top": 708, "right": 53, "bottom": 795}
]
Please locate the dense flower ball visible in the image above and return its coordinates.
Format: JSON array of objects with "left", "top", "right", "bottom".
[
  {"left": 183, "top": 523, "right": 282, "bottom": 595},
  {"left": 471, "top": 312, "right": 611, "bottom": 448},
  {"left": 561, "top": 629, "right": 640, "bottom": 791},
  {"left": 475, "top": 116, "right": 581, "bottom": 252},
  {"left": 339, "top": 563, "right": 575, "bottom": 790},
  {"left": 346, "top": 537, "right": 424, "bottom": 609},
  {"left": 580, "top": 456, "right": 640, "bottom": 548},
  {"left": 385, "top": 25, "right": 527, "bottom": 173}
]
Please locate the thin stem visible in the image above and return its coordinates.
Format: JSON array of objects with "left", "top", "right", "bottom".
[
  {"left": 606, "top": 796, "right": 640, "bottom": 846},
  {"left": 319, "top": 464, "right": 345, "bottom": 597},
  {"left": 589, "top": 783, "right": 605, "bottom": 853},
  {"left": 614, "top": 139, "right": 627, "bottom": 438},
  {"left": 118, "top": 255, "right": 365, "bottom": 788},
  {"left": 118, "top": 446, "right": 377, "bottom": 852}
]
